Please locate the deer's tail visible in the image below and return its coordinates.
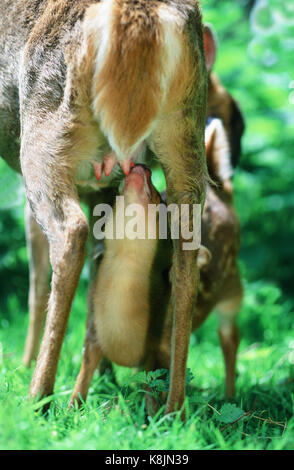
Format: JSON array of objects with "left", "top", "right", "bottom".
[{"left": 84, "top": 0, "right": 197, "bottom": 160}]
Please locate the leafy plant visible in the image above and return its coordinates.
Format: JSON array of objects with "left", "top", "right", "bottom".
[{"left": 216, "top": 403, "right": 245, "bottom": 424}]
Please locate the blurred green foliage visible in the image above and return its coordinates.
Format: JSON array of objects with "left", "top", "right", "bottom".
[
  {"left": 0, "top": 161, "right": 27, "bottom": 314},
  {"left": 204, "top": 0, "right": 294, "bottom": 299},
  {"left": 0, "top": 0, "right": 293, "bottom": 312}
]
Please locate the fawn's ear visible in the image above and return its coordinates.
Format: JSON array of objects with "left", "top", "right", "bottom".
[{"left": 203, "top": 23, "right": 217, "bottom": 72}]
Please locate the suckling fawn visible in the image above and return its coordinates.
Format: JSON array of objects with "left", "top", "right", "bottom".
[{"left": 71, "top": 142, "right": 242, "bottom": 408}]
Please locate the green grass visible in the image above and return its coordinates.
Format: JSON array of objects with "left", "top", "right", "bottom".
[{"left": 0, "top": 278, "right": 293, "bottom": 450}]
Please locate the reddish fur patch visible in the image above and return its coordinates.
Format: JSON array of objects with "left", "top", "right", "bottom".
[{"left": 92, "top": 0, "right": 163, "bottom": 156}]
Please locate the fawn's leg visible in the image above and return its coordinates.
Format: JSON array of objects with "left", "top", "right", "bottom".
[
  {"left": 23, "top": 202, "right": 50, "bottom": 367},
  {"left": 70, "top": 194, "right": 111, "bottom": 407},
  {"left": 70, "top": 317, "right": 103, "bottom": 407},
  {"left": 98, "top": 357, "right": 116, "bottom": 381},
  {"left": 216, "top": 291, "right": 242, "bottom": 398}
]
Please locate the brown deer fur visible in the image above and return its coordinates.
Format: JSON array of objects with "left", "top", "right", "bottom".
[{"left": 20, "top": 23, "right": 244, "bottom": 375}]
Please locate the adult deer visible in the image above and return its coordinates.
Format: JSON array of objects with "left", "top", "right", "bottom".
[{"left": 0, "top": 0, "right": 208, "bottom": 416}]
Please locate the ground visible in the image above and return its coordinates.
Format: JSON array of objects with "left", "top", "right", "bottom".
[{"left": 0, "top": 275, "right": 293, "bottom": 450}]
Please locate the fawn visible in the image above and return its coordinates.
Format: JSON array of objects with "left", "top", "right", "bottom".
[{"left": 71, "top": 125, "right": 242, "bottom": 410}]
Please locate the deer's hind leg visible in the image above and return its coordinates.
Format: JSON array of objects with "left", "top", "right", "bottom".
[
  {"left": 148, "top": 103, "right": 208, "bottom": 416},
  {"left": 20, "top": 114, "right": 90, "bottom": 403}
]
